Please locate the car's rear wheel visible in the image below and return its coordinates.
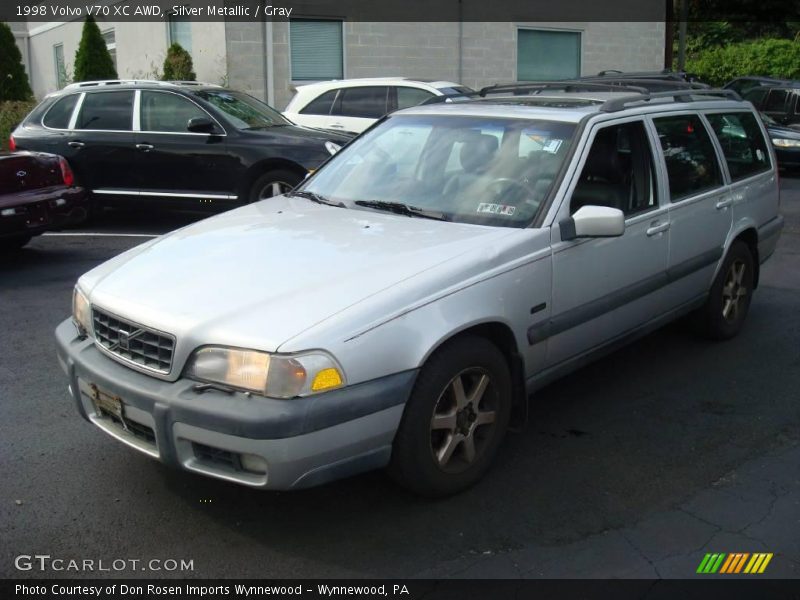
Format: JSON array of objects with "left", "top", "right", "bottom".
[
  {"left": 698, "top": 240, "right": 755, "bottom": 340},
  {"left": 389, "top": 336, "right": 512, "bottom": 497},
  {"left": 248, "top": 169, "right": 303, "bottom": 203}
]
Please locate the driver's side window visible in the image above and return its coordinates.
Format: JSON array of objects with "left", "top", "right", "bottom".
[{"left": 570, "top": 121, "right": 657, "bottom": 217}]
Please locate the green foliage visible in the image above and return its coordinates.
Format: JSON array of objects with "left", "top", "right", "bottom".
[
  {"left": 684, "top": 38, "right": 800, "bottom": 86},
  {"left": 0, "top": 22, "right": 33, "bottom": 101},
  {"left": 73, "top": 15, "right": 117, "bottom": 82},
  {"left": 0, "top": 100, "right": 37, "bottom": 149},
  {"left": 162, "top": 44, "right": 196, "bottom": 81}
]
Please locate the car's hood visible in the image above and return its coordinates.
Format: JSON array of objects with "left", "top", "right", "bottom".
[
  {"left": 767, "top": 123, "right": 800, "bottom": 139},
  {"left": 80, "top": 197, "right": 513, "bottom": 354},
  {"left": 242, "top": 123, "right": 354, "bottom": 144}
]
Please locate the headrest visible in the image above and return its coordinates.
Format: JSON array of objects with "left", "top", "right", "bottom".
[{"left": 459, "top": 133, "right": 499, "bottom": 172}]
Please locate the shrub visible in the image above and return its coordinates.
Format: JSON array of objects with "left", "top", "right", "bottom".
[
  {"left": 0, "top": 22, "right": 33, "bottom": 101},
  {"left": 162, "top": 44, "right": 196, "bottom": 81},
  {"left": 73, "top": 15, "right": 117, "bottom": 82},
  {"left": 0, "top": 99, "right": 37, "bottom": 150},
  {"left": 685, "top": 38, "right": 800, "bottom": 86}
]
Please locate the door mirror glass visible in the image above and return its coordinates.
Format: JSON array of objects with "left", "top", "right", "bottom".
[
  {"left": 560, "top": 205, "right": 625, "bottom": 241},
  {"left": 187, "top": 117, "right": 216, "bottom": 133}
]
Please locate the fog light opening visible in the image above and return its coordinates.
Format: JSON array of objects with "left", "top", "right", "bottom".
[{"left": 240, "top": 453, "right": 268, "bottom": 475}]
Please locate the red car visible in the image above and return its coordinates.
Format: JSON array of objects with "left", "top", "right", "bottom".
[{"left": 0, "top": 151, "right": 88, "bottom": 250}]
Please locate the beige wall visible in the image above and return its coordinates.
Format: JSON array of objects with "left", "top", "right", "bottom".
[{"left": 25, "top": 20, "right": 227, "bottom": 99}]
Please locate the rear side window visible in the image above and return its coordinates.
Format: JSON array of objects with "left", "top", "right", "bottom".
[
  {"left": 43, "top": 94, "right": 79, "bottom": 129},
  {"left": 743, "top": 88, "right": 769, "bottom": 107},
  {"left": 300, "top": 90, "right": 337, "bottom": 115},
  {"left": 653, "top": 114, "right": 723, "bottom": 201},
  {"left": 706, "top": 112, "right": 771, "bottom": 181},
  {"left": 764, "top": 89, "right": 788, "bottom": 112},
  {"left": 338, "top": 86, "right": 388, "bottom": 118},
  {"left": 76, "top": 91, "right": 134, "bottom": 131}
]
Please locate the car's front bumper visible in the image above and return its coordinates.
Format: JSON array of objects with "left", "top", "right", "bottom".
[{"left": 55, "top": 319, "right": 416, "bottom": 489}]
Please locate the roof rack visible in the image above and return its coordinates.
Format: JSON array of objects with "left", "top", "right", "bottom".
[
  {"left": 478, "top": 81, "right": 650, "bottom": 97},
  {"left": 579, "top": 77, "right": 710, "bottom": 90},
  {"left": 600, "top": 88, "right": 742, "bottom": 112},
  {"left": 63, "top": 79, "right": 221, "bottom": 90}
]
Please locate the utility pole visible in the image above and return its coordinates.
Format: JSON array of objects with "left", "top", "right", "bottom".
[{"left": 677, "top": 0, "right": 689, "bottom": 71}]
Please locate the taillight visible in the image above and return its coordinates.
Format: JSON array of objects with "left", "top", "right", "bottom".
[
  {"left": 8, "top": 136, "right": 16, "bottom": 151},
  {"left": 59, "top": 157, "right": 75, "bottom": 187}
]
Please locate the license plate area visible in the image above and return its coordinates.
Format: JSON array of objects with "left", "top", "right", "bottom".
[{"left": 89, "top": 383, "right": 125, "bottom": 421}]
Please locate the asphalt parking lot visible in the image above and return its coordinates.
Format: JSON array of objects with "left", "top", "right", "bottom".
[{"left": 1, "top": 178, "right": 799, "bottom": 580}]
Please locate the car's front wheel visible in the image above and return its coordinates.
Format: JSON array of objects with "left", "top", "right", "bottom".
[
  {"left": 389, "top": 336, "right": 512, "bottom": 497},
  {"left": 698, "top": 240, "right": 755, "bottom": 340},
  {"left": 248, "top": 169, "right": 303, "bottom": 203}
]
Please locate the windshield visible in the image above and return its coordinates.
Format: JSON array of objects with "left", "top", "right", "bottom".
[
  {"left": 300, "top": 115, "right": 576, "bottom": 228},
  {"left": 194, "top": 90, "right": 291, "bottom": 129}
]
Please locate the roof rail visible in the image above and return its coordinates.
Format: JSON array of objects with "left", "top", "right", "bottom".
[
  {"left": 63, "top": 79, "right": 220, "bottom": 90},
  {"left": 580, "top": 77, "right": 710, "bottom": 90},
  {"left": 600, "top": 88, "right": 743, "bottom": 112},
  {"left": 478, "top": 80, "right": 650, "bottom": 97}
]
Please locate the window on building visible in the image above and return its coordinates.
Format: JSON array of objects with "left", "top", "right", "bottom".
[
  {"left": 168, "top": 12, "right": 192, "bottom": 53},
  {"left": 290, "top": 19, "right": 343, "bottom": 81},
  {"left": 53, "top": 43, "right": 67, "bottom": 88},
  {"left": 517, "top": 29, "right": 580, "bottom": 81},
  {"left": 102, "top": 29, "right": 116, "bottom": 70}
]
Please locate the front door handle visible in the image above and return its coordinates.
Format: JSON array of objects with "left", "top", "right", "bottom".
[
  {"left": 135, "top": 143, "right": 154, "bottom": 152},
  {"left": 646, "top": 221, "right": 670, "bottom": 236},
  {"left": 67, "top": 141, "right": 85, "bottom": 149},
  {"left": 715, "top": 197, "right": 733, "bottom": 210}
]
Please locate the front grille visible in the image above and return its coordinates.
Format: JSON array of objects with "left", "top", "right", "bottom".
[{"left": 92, "top": 308, "right": 175, "bottom": 374}]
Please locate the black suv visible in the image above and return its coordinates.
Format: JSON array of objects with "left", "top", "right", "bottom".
[
  {"left": 742, "top": 84, "right": 800, "bottom": 127},
  {"left": 10, "top": 80, "right": 354, "bottom": 211}
]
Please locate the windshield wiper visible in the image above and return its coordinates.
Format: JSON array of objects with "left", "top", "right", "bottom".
[
  {"left": 287, "top": 190, "right": 346, "bottom": 208},
  {"left": 354, "top": 200, "right": 448, "bottom": 221}
]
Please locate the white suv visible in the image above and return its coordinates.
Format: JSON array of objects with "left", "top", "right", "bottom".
[{"left": 283, "top": 77, "right": 472, "bottom": 134}]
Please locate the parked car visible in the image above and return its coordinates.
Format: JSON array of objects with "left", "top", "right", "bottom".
[
  {"left": 742, "top": 84, "right": 800, "bottom": 127},
  {"left": 0, "top": 151, "right": 87, "bottom": 249},
  {"left": 760, "top": 112, "right": 800, "bottom": 169},
  {"left": 56, "top": 87, "right": 782, "bottom": 496},
  {"left": 723, "top": 76, "right": 792, "bottom": 97},
  {"left": 11, "top": 80, "right": 354, "bottom": 211},
  {"left": 595, "top": 69, "right": 705, "bottom": 83},
  {"left": 283, "top": 77, "right": 474, "bottom": 134}
]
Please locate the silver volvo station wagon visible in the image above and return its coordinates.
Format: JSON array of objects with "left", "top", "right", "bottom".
[{"left": 56, "top": 87, "right": 784, "bottom": 496}]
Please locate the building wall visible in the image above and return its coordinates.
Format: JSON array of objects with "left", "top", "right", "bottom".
[
  {"left": 225, "top": 20, "right": 665, "bottom": 111},
  {"left": 25, "top": 19, "right": 226, "bottom": 99}
]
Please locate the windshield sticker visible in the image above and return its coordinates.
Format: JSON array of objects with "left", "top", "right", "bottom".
[
  {"left": 542, "top": 139, "right": 563, "bottom": 154},
  {"left": 477, "top": 203, "right": 516, "bottom": 216}
]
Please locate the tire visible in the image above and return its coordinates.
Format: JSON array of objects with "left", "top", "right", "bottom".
[
  {"left": 697, "top": 240, "right": 755, "bottom": 340},
  {"left": 0, "top": 235, "right": 32, "bottom": 251},
  {"left": 247, "top": 169, "right": 303, "bottom": 203},
  {"left": 389, "top": 336, "right": 513, "bottom": 497}
]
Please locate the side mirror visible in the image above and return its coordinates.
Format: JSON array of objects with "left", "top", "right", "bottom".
[
  {"left": 560, "top": 205, "right": 625, "bottom": 241},
  {"left": 187, "top": 117, "right": 217, "bottom": 134}
]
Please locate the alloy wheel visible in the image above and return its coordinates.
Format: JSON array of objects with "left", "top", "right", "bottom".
[
  {"left": 721, "top": 259, "right": 748, "bottom": 322},
  {"left": 259, "top": 181, "right": 293, "bottom": 199}
]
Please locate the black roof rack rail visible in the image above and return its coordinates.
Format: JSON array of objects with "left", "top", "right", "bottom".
[
  {"left": 478, "top": 80, "right": 650, "bottom": 97},
  {"left": 600, "top": 88, "right": 742, "bottom": 112},
  {"left": 579, "top": 77, "right": 710, "bottom": 90}
]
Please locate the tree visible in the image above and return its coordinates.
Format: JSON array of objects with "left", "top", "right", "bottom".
[
  {"left": 162, "top": 44, "right": 196, "bottom": 81},
  {"left": 73, "top": 15, "right": 117, "bottom": 82},
  {"left": 0, "top": 22, "right": 33, "bottom": 101}
]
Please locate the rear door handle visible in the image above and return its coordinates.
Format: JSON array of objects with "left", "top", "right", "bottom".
[
  {"left": 67, "top": 141, "right": 85, "bottom": 148},
  {"left": 715, "top": 197, "right": 733, "bottom": 209},
  {"left": 136, "top": 143, "right": 154, "bottom": 152},
  {"left": 646, "top": 221, "right": 670, "bottom": 236}
]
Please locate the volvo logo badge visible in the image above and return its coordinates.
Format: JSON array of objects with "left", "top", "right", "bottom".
[{"left": 118, "top": 330, "right": 131, "bottom": 350}]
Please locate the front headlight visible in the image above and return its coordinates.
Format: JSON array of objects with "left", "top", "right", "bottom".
[
  {"left": 72, "top": 286, "right": 91, "bottom": 337},
  {"left": 185, "top": 346, "right": 345, "bottom": 398},
  {"left": 325, "top": 141, "right": 342, "bottom": 155},
  {"left": 772, "top": 138, "right": 800, "bottom": 148}
]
